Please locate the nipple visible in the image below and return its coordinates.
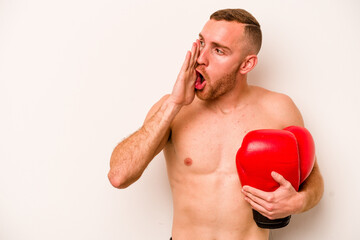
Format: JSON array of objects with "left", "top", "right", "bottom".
[{"left": 184, "top": 157, "right": 193, "bottom": 166}]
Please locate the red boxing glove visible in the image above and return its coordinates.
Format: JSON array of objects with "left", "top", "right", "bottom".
[
  {"left": 236, "top": 126, "right": 315, "bottom": 229},
  {"left": 283, "top": 126, "right": 315, "bottom": 183}
]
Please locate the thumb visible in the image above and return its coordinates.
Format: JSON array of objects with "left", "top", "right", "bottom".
[{"left": 271, "top": 171, "right": 288, "bottom": 186}]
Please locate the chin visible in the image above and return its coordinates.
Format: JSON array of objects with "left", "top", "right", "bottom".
[
  {"left": 195, "top": 89, "right": 209, "bottom": 101},
  {"left": 195, "top": 89, "right": 216, "bottom": 101}
]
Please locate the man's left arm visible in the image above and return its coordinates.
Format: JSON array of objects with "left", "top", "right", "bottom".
[
  {"left": 241, "top": 93, "right": 324, "bottom": 219},
  {"left": 242, "top": 159, "right": 324, "bottom": 219}
]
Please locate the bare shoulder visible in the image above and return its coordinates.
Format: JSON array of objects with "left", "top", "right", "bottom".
[{"left": 252, "top": 86, "right": 304, "bottom": 128}]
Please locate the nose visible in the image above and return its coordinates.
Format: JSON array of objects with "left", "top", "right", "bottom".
[{"left": 197, "top": 46, "right": 209, "bottom": 66}]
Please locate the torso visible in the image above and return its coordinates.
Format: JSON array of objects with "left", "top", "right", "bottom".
[{"left": 163, "top": 86, "right": 294, "bottom": 240}]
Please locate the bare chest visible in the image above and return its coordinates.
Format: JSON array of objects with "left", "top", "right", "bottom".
[{"left": 164, "top": 106, "right": 281, "bottom": 174}]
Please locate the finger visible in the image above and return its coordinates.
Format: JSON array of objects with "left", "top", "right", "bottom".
[
  {"left": 192, "top": 40, "right": 200, "bottom": 68},
  {"left": 242, "top": 185, "right": 272, "bottom": 202},
  {"left": 181, "top": 51, "right": 191, "bottom": 72},
  {"left": 244, "top": 195, "right": 272, "bottom": 218},
  {"left": 189, "top": 42, "right": 197, "bottom": 68},
  {"left": 243, "top": 188, "right": 272, "bottom": 209}
]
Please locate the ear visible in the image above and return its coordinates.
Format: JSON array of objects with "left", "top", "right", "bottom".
[{"left": 239, "top": 55, "right": 258, "bottom": 74}]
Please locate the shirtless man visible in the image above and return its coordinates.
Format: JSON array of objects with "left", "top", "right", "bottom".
[{"left": 108, "top": 9, "right": 324, "bottom": 240}]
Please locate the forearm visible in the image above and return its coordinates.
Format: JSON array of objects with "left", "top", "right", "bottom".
[
  {"left": 108, "top": 97, "right": 181, "bottom": 188},
  {"left": 297, "top": 160, "right": 324, "bottom": 213},
  {"left": 108, "top": 41, "right": 200, "bottom": 189}
]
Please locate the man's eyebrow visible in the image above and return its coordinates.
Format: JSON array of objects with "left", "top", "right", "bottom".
[{"left": 198, "top": 33, "right": 232, "bottom": 52}]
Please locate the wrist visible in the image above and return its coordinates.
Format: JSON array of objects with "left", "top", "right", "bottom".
[
  {"left": 166, "top": 95, "right": 184, "bottom": 111},
  {"left": 295, "top": 191, "right": 307, "bottom": 214},
  {"left": 160, "top": 96, "right": 182, "bottom": 123}
]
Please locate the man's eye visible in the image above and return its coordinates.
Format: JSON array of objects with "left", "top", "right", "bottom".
[
  {"left": 215, "top": 48, "right": 224, "bottom": 54},
  {"left": 200, "top": 40, "right": 205, "bottom": 46}
]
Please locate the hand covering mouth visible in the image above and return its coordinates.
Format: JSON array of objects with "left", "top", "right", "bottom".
[{"left": 195, "top": 70, "right": 207, "bottom": 90}]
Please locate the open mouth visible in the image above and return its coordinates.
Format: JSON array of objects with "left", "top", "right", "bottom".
[{"left": 195, "top": 71, "right": 207, "bottom": 90}]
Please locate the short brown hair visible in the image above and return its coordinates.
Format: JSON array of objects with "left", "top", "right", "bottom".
[{"left": 210, "top": 9, "right": 262, "bottom": 54}]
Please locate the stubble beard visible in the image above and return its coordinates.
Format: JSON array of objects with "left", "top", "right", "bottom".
[{"left": 195, "top": 69, "right": 239, "bottom": 101}]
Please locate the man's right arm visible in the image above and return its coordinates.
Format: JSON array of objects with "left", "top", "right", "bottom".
[
  {"left": 108, "top": 95, "right": 180, "bottom": 189},
  {"left": 108, "top": 40, "right": 200, "bottom": 189}
]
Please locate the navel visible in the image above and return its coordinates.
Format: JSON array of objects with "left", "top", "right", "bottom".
[{"left": 184, "top": 157, "right": 193, "bottom": 166}]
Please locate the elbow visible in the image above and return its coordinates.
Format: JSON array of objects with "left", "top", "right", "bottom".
[
  {"left": 108, "top": 169, "right": 130, "bottom": 189},
  {"left": 107, "top": 168, "right": 140, "bottom": 189}
]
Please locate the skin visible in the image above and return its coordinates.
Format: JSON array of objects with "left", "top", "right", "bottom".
[{"left": 108, "top": 19, "right": 324, "bottom": 240}]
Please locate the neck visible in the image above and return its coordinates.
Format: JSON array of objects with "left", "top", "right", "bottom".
[{"left": 205, "top": 74, "right": 251, "bottom": 114}]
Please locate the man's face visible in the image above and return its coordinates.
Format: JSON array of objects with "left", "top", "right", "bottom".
[{"left": 195, "top": 20, "right": 249, "bottom": 100}]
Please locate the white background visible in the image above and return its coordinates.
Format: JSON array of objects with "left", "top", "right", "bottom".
[{"left": 1, "top": 0, "right": 359, "bottom": 239}]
